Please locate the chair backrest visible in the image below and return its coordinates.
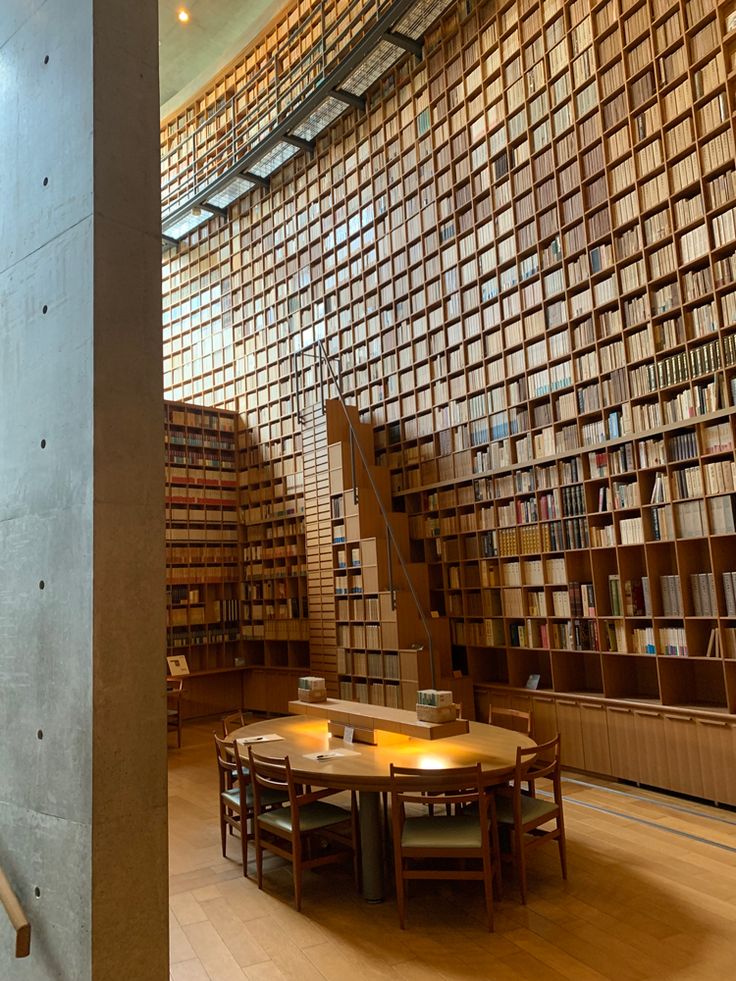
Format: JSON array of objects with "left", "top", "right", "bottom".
[
  {"left": 489, "top": 706, "right": 532, "bottom": 737},
  {"left": 167, "top": 679, "right": 183, "bottom": 702},
  {"left": 389, "top": 763, "right": 489, "bottom": 823},
  {"left": 247, "top": 748, "right": 294, "bottom": 811},
  {"left": 222, "top": 711, "right": 246, "bottom": 737},
  {"left": 248, "top": 748, "right": 336, "bottom": 817},
  {"left": 213, "top": 733, "right": 238, "bottom": 793},
  {"left": 515, "top": 733, "right": 562, "bottom": 800}
]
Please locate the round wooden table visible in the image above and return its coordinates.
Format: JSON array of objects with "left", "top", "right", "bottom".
[{"left": 231, "top": 714, "right": 535, "bottom": 902}]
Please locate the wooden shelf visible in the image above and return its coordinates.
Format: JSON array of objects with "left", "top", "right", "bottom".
[
  {"left": 288, "top": 697, "right": 470, "bottom": 740},
  {"left": 161, "top": 0, "right": 736, "bottom": 789},
  {"left": 165, "top": 400, "right": 242, "bottom": 682}
]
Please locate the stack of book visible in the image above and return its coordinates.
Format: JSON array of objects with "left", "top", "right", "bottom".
[
  {"left": 416, "top": 689, "right": 457, "bottom": 723},
  {"left": 297, "top": 676, "right": 327, "bottom": 702}
]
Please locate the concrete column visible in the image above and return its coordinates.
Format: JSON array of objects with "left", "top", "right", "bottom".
[{"left": 0, "top": 2, "right": 168, "bottom": 979}]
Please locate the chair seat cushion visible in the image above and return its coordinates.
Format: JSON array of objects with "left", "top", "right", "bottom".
[
  {"left": 222, "top": 786, "right": 287, "bottom": 810},
  {"left": 258, "top": 800, "right": 350, "bottom": 834},
  {"left": 495, "top": 794, "right": 558, "bottom": 826},
  {"left": 246, "top": 785, "right": 288, "bottom": 808},
  {"left": 402, "top": 815, "right": 482, "bottom": 850},
  {"left": 222, "top": 788, "right": 240, "bottom": 809}
]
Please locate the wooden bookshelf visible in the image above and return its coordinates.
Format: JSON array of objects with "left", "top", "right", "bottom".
[
  {"left": 237, "top": 414, "right": 309, "bottom": 710},
  {"left": 325, "top": 401, "right": 455, "bottom": 710},
  {"left": 165, "top": 401, "right": 243, "bottom": 717},
  {"left": 161, "top": 0, "right": 736, "bottom": 795}
]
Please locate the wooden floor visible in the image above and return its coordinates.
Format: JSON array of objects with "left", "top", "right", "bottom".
[{"left": 169, "top": 720, "right": 736, "bottom": 981}]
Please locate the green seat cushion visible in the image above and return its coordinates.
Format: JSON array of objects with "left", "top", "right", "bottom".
[
  {"left": 222, "top": 786, "right": 287, "bottom": 810},
  {"left": 401, "top": 815, "right": 482, "bottom": 850},
  {"left": 495, "top": 795, "right": 558, "bottom": 826},
  {"left": 246, "top": 785, "right": 288, "bottom": 808},
  {"left": 222, "top": 788, "right": 240, "bottom": 809},
  {"left": 257, "top": 800, "right": 350, "bottom": 834}
]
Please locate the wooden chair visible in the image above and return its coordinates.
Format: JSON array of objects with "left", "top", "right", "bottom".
[
  {"left": 166, "top": 679, "right": 183, "bottom": 748},
  {"left": 494, "top": 733, "right": 567, "bottom": 904},
  {"left": 213, "top": 734, "right": 286, "bottom": 876},
  {"left": 248, "top": 748, "right": 360, "bottom": 911},
  {"left": 389, "top": 763, "right": 500, "bottom": 931},
  {"left": 489, "top": 706, "right": 533, "bottom": 737},
  {"left": 221, "top": 711, "right": 247, "bottom": 737}
]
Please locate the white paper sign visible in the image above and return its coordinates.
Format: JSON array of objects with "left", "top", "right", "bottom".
[{"left": 343, "top": 724, "right": 355, "bottom": 745}]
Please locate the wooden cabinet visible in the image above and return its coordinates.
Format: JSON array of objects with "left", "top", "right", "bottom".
[
  {"left": 696, "top": 718, "right": 736, "bottom": 806},
  {"left": 606, "top": 706, "right": 641, "bottom": 783},
  {"left": 662, "top": 714, "right": 705, "bottom": 799},
  {"left": 632, "top": 710, "right": 671, "bottom": 790},
  {"left": 530, "top": 694, "right": 558, "bottom": 745},
  {"left": 555, "top": 699, "right": 586, "bottom": 770},
  {"left": 245, "top": 667, "right": 303, "bottom": 715},
  {"left": 579, "top": 703, "right": 612, "bottom": 776}
]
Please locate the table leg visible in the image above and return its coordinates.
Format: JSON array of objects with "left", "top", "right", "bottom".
[{"left": 358, "top": 790, "right": 384, "bottom": 903}]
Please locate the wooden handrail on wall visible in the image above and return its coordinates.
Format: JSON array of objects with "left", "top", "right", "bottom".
[{"left": 0, "top": 865, "right": 30, "bottom": 958}]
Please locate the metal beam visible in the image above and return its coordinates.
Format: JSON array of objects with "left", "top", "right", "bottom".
[
  {"left": 161, "top": 0, "right": 418, "bottom": 232},
  {"left": 162, "top": 235, "right": 179, "bottom": 249},
  {"left": 331, "top": 88, "right": 367, "bottom": 111},
  {"left": 382, "top": 30, "right": 423, "bottom": 59},
  {"left": 241, "top": 170, "right": 270, "bottom": 188},
  {"left": 283, "top": 134, "right": 316, "bottom": 153},
  {"left": 200, "top": 202, "right": 228, "bottom": 219}
]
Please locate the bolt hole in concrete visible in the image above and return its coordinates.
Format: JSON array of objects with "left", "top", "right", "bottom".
[
  {"left": 40, "top": 439, "right": 46, "bottom": 448},
  {"left": 44, "top": 55, "right": 49, "bottom": 64},
  {"left": 42, "top": 304, "right": 48, "bottom": 314},
  {"left": 39, "top": 581, "right": 45, "bottom": 590},
  {"left": 34, "top": 888, "right": 41, "bottom": 899},
  {"left": 43, "top": 177, "right": 48, "bottom": 186},
  {"left": 37, "top": 730, "right": 43, "bottom": 740}
]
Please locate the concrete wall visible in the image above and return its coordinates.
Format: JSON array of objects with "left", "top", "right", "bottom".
[{"left": 0, "top": 1, "right": 168, "bottom": 978}]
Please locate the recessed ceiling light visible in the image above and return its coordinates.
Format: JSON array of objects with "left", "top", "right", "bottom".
[{"left": 177, "top": 9, "right": 190, "bottom": 24}]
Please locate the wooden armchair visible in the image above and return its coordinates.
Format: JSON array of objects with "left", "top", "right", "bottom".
[
  {"left": 495, "top": 734, "right": 567, "bottom": 904},
  {"left": 248, "top": 748, "right": 360, "bottom": 911},
  {"left": 389, "top": 763, "right": 500, "bottom": 931}
]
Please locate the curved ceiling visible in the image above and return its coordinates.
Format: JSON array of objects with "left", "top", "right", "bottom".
[{"left": 159, "top": 0, "right": 283, "bottom": 119}]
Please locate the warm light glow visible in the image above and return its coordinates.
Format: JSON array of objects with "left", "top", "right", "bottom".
[
  {"left": 414, "top": 753, "right": 450, "bottom": 770},
  {"left": 177, "top": 8, "right": 190, "bottom": 23}
]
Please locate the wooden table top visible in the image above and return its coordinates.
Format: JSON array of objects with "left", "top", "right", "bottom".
[{"left": 229, "top": 714, "right": 535, "bottom": 792}]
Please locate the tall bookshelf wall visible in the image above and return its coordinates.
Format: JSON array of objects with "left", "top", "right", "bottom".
[
  {"left": 162, "top": 0, "right": 736, "bottom": 751},
  {"left": 237, "top": 418, "right": 310, "bottom": 704},
  {"left": 164, "top": 401, "right": 244, "bottom": 717}
]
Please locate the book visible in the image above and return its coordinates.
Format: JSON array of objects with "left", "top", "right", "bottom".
[{"left": 525, "top": 673, "right": 541, "bottom": 690}]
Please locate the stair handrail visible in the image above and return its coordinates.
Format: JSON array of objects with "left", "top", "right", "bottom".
[
  {"left": 302, "top": 341, "right": 437, "bottom": 688},
  {"left": 0, "top": 864, "right": 30, "bottom": 958}
]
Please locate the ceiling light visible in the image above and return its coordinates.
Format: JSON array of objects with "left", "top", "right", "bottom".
[{"left": 177, "top": 9, "right": 190, "bottom": 24}]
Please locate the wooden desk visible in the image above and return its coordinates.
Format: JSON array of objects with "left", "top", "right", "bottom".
[{"left": 230, "top": 712, "right": 534, "bottom": 902}]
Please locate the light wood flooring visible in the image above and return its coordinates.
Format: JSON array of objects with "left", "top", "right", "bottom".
[{"left": 168, "top": 720, "right": 736, "bottom": 981}]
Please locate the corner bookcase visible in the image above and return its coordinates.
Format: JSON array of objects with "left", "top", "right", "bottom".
[
  {"left": 236, "top": 421, "right": 310, "bottom": 711},
  {"left": 165, "top": 401, "right": 244, "bottom": 717}
]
